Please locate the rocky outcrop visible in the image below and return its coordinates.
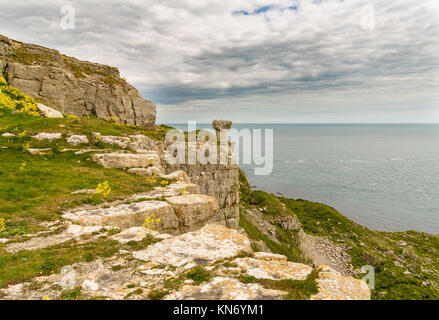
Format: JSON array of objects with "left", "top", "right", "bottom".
[
  {"left": 0, "top": 34, "right": 156, "bottom": 128},
  {"left": 0, "top": 224, "right": 370, "bottom": 300},
  {"left": 176, "top": 163, "right": 240, "bottom": 229}
]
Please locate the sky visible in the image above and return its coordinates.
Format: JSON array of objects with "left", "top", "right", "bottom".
[{"left": 0, "top": 0, "right": 438, "bottom": 124}]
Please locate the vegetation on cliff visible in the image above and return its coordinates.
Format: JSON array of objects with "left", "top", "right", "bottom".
[
  {"left": 238, "top": 169, "right": 439, "bottom": 300},
  {"left": 0, "top": 76, "right": 40, "bottom": 116},
  {"left": 0, "top": 104, "right": 174, "bottom": 287}
]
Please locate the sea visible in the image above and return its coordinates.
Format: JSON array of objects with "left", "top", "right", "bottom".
[{"left": 169, "top": 123, "right": 439, "bottom": 234}]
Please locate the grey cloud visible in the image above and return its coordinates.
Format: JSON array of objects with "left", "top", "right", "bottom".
[{"left": 0, "top": 0, "right": 438, "bottom": 123}]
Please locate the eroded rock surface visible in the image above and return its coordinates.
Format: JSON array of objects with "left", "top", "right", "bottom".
[
  {"left": 167, "top": 277, "right": 286, "bottom": 300},
  {"left": 133, "top": 224, "right": 252, "bottom": 270},
  {"left": 311, "top": 266, "right": 371, "bottom": 300},
  {"left": 0, "top": 224, "right": 370, "bottom": 301},
  {"left": 67, "top": 135, "right": 89, "bottom": 146},
  {"left": 36, "top": 103, "right": 63, "bottom": 118},
  {"left": 33, "top": 132, "right": 62, "bottom": 142},
  {"left": 5, "top": 225, "right": 103, "bottom": 253},
  {"left": 92, "top": 152, "right": 161, "bottom": 169},
  {"left": 0, "top": 34, "right": 156, "bottom": 128}
]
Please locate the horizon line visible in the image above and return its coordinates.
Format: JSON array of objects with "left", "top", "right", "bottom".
[{"left": 160, "top": 122, "right": 439, "bottom": 125}]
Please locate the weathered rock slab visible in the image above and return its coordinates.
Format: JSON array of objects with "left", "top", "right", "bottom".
[
  {"left": 166, "top": 195, "right": 219, "bottom": 233},
  {"left": 167, "top": 276, "right": 286, "bottom": 300},
  {"left": 63, "top": 200, "right": 179, "bottom": 234},
  {"left": 27, "top": 148, "right": 52, "bottom": 156},
  {"left": 132, "top": 224, "right": 252, "bottom": 270},
  {"left": 5, "top": 225, "right": 103, "bottom": 253},
  {"left": 67, "top": 135, "right": 89, "bottom": 146},
  {"left": 234, "top": 252, "right": 313, "bottom": 281},
  {"left": 36, "top": 103, "right": 63, "bottom": 118},
  {"left": 311, "top": 266, "right": 371, "bottom": 300},
  {"left": 33, "top": 132, "right": 62, "bottom": 142},
  {"left": 92, "top": 152, "right": 161, "bottom": 169},
  {"left": 111, "top": 227, "right": 172, "bottom": 244}
]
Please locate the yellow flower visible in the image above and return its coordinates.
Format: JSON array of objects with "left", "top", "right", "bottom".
[
  {"left": 43, "top": 296, "right": 50, "bottom": 300},
  {"left": 142, "top": 213, "right": 161, "bottom": 231},
  {"left": 94, "top": 181, "right": 111, "bottom": 198},
  {"left": 19, "top": 161, "right": 26, "bottom": 173},
  {"left": 0, "top": 217, "right": 5, "bottom": 233}
]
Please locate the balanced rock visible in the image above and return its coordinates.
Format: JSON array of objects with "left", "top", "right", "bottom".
[{"left": 212, "top": 120, "right": 232, "bottom": 130}]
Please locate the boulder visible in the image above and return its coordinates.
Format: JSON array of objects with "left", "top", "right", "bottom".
[
  {"left": 1, "top": 133, "right": 15, "bottom": 137},
  {"left": 127, "top": 167, "right": 164, "bottom": 176},
  {"left": 234, "top": 252, "right": 313, "bottom": 280},
  {"left": 311, "top": 266, "right": 371, "bottom": 300},
  {"left": 36, "top": 103, "right": 63, "bottom": 118},
  {"left": 67, "top": 135, "right": 89, "bottom": 146},
  {"left": 33, "top": 132, "right": 62, "bottom": 142},
  {"left": 164, "top": 170, "right": 191, "bottom": 184},
  {"left": 166, "top": 195, "right": 219, "bottom": 233},
  {"left": 94, "top": 134, "right": 130, "bottom": 148},
  {"left": 132, "top": 224, "right": 252, "bottom": 269},
  {"left": 27, "top": 148, "right": 52, "bottom": 156},
  {"left": 92, "top": 152, "right": 161, "bottom": 169}
]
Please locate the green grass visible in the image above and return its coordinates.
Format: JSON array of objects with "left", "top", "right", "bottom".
[
  {"left": 0, "top": 109, "right": 174, "bottom": 234},
  {"left": 0, "top": 235, "right": 157, "bottom": 288},
  {"left": 0, "top": 108, "right": 171, "bottom": 141},
  {"left": 186, "top": 266, "right": 212, "bottom": 285},
  {"left": 279, "top": 198, "right": 439, "bottom": 300},
  {"left": 238, "top": 168, "right": 439, "bottom": 300},
  {"left": 239, "top": 211, "right": 304, "bottom": 263},
  {"left": 239, "top": 269, "right": 319, "bottom": 300}
]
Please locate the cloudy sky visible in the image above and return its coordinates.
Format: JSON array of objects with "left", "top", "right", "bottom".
[{"left": 1, "top": 0, "right": 438, "bottom": 123}]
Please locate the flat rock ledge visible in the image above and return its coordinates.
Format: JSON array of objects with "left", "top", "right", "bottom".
[
  {"left": 92, "top": 152, "right": 161, "bottom": 169},
  {"left": 133, "top": 224, "right": 252, "bottom": 270},
  {"left": 0, "top": 224, "right": 370, "bottom": 300},
  {"left": 62, "top": 193, "right": 219, "bottom": 235},
  {"left": 33, "top": 132, "right": 62, "bottom": 142}
]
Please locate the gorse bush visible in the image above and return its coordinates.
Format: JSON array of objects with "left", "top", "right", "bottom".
[{"left": 0, "top": 76, "right": 40, "bottom": 117}]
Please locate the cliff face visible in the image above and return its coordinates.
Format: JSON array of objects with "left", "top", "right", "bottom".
[
  {"left": 175, "top": 163, "right": 240, "bottom": 229},
  {"left": 0, "top": 34, "right": 156, "bottom": 128}
]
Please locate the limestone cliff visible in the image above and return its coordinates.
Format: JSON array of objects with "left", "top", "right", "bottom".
[{"left": 0, "top": 34, "right": 156, "bottom": 128}]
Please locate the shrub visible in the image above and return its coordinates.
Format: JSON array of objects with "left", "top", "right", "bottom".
[{"left": 0, "top": 77, "right": 40, "bottom": 117}]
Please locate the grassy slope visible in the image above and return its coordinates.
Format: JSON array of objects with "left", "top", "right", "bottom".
[
  {"left": 238, "top": 169, "right": 439, "bottom": 300},
  {"left": 0, "top": 108, "right": 174, "bottom": 287}
]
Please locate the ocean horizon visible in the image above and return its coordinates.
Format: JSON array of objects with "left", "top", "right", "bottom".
[{"left": 169, "top": 123, "right": 439, "bottom": 234}]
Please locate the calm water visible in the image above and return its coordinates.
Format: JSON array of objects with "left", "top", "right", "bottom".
[{"left": 169, "top": 123, "right": 439, "bottom": 234}]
